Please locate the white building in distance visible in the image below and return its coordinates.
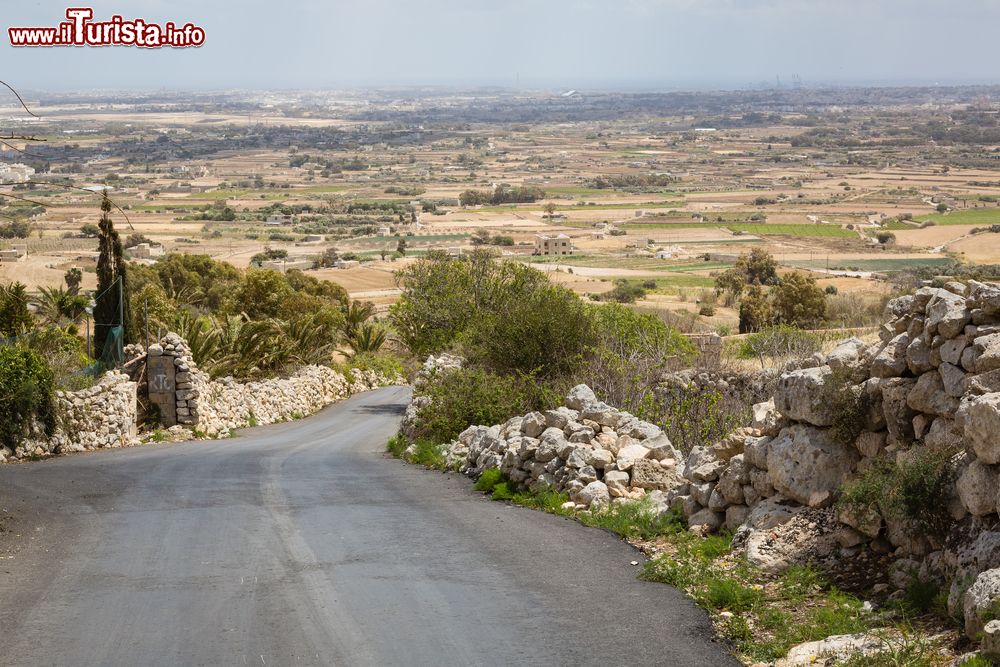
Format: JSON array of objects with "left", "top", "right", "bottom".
[{"left": 0, "top": 163, "right": 35, "bottom": 184}]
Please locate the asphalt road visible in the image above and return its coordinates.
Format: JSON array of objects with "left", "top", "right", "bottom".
[{"left": 0, "top": 386, "right": 738, "bottom": 666}]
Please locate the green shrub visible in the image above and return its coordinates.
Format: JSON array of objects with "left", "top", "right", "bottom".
[
  {"left": 16, "top": 326, "right": 92, "bottom": 391},
  {"left": 581, "top": 303, "right": 695, "bottom": 416},
  {"left": 737, "top": 324, "right": 823, "bottom": 367},
  {"left": 341, "top": 352, "right": 405, "bottom": 380},
  {"left": 415, "top": 367, "right": 562, "bottom": 445},
  {"left": 461, "top": 280, "right": 594, "bottom": 378},
  {"left": 648, "top": 382, "right": 761, "bottom": 454},
  {"left": 0, "top": 345, "right": 57, "bottom": 449},
  {"left": 0, "top": 282, "right": 32, "bottom": 337},
  {"left": 700, "top": 575, "right": 763, "bottom": 612},
  {"left": 838, "top": 447, "right": 959, "bottom": 538},
  {"left": 826, "top": 367, "right": 870, "bottom": 446}
]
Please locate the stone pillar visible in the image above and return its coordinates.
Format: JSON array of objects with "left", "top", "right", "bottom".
[
  {"left": 147, "top": 345, "right": 177, "bottom": 426},
  {"left": 149, "top": 333, "right": 199, "bottom": 428}
]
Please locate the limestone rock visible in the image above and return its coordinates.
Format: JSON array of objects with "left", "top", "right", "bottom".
[
  {"left": 688, "top": 508, "right": 722, "bottom": 534},
  {"left": 776, "top": 633, "right": 897, "bottom": 667},
  {"left": 615, "top": 442, "right": 651, "bottom": 471},
  {"left": 774, "top": 366, "right": 834, "bottom": 426},
  {"left": 564, "top": 384, "right": 597, "bottom": 410},
  {"left": 684, "top": 447, "right": 725, "bottom": 482},
  {"left": 926, "top": 290, "right": 971, "bottom": 339},
  {"left": 977, "top": 333, "right": 1000, "bottom": 373},
  {"left": 964, "top": 568, "right": 1000, "bottom": 640},
  {"left": 957, "top": 460, "right": 999, "bottom": 517},
  {"left": 766, "top": 424, "right": 860, "bottom": 507},
  {"left": 630, "top": 459, "right": 681, "bottom": 492},
  {"left": 906, "top": 370, "right": 959, "bottom": 417},
  {"left": 965, "top": 393, "right": 1000, "bottom": 464},
  {"left": 871, "top": 333, "right": 909, "bottom": 378},
  {"left": 577, "top": 480, "right": 610, "bottom": 508}
]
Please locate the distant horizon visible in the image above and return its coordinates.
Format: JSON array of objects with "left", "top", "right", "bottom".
[
  {"left": 2, "top": 1, "right": 997, "bottom": 94},
  {"left": 15, "top": 78, "right": 1000, "bottom": 98}
]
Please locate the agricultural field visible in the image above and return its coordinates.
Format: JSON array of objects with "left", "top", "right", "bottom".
[{"left": 2, "top": 86, "right": 1000, "bottom": 334}]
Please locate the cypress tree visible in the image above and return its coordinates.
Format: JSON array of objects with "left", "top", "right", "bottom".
[{"left": 93, "top": 192, "right": 131, "bottom": 358}]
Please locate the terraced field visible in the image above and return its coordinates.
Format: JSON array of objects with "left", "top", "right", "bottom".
[
  {"left": 916, "top": 208, "right": 1000, "bottom": 225},
  {"left": 622, "top": 222, "right": 855, "bottom": 238},
  {"left": 785, "top": 257, "right": 955, "bottom": 272}
]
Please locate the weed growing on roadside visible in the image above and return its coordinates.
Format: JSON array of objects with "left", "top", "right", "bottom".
[
  {"left": 578, "top": 499, "right": 684, "bottom": 539},
  {"left": 408, "top": 439, "right": 445, "bottom": 468},
  {"left": 387, "top": 433, "right": 408, "bottom": 458}
]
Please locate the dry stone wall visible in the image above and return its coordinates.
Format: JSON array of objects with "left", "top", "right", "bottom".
[
  {"left": 146, "top": 331, "right": 405, "bottom": 438},
  {"left": 666, "top": 280, "right": 1000, "bottom": 645},
  {"left": 192, "top": 366, "right": 399, "bottom": 437},
  {"left": 2, "top": 331, "right": 404, "bottom": 462},
  {"left": 1, "top": 370, "right": 138, "bottom": 462},
  {"left": 401, "top": 283, "right": 1000, "bottom": 655}
]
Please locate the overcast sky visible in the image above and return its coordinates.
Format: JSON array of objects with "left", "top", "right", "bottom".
[{"left": 2, "top": 0, "right": 998, "bottom": 92}]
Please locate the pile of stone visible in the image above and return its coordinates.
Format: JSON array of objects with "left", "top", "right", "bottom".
[
  {"left": 417, "top": 384, "right": 684, "bottom": 510},
  {"left": 6, "top": 370, "right": 138, "bottom": 461}
]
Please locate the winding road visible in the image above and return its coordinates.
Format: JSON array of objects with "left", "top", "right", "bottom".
[{"left": 0, "top": 386, "right": 737, "bottom": 666}]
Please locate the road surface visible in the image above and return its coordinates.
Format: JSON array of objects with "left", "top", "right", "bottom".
[{"left": 0, "top": 386, "right": 737, "bottom": 666}]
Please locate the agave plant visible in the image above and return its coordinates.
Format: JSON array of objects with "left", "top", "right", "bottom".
[
  {"left": 348, "top": 321, "right": 387, "bottom": 357},
  {"left": 342, "top": 300, "right": 376, "bottom": 344},
  {"left": 282, "top": 313, "right": 336, "bottom": 366},
  {"left": 172, "top": 311, "right": 220, "bottom": 368}
]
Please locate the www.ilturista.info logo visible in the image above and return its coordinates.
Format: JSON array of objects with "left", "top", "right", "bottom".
[{"left": 8, "top": 8, "right": 205, "bottom": 48}]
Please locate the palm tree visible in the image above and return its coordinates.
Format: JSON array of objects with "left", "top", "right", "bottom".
[
  {"left": 64, "top": 267, "right": 83, "bottom": 294},
  {"left": 34, "top": 286, "right": 88, "bottom": 326}
]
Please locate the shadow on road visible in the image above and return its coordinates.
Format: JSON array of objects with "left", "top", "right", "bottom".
[{"left": 352, "top": 402, "right": 408, "bottom": 416}]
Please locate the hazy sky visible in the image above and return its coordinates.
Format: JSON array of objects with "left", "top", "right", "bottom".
[{"left": 2, "top": 0, "right": 998, "bottom": 91}]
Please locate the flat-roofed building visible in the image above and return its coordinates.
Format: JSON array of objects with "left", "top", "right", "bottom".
[{"left": 534, "top": 233, "right": 573, "bottom": 256}]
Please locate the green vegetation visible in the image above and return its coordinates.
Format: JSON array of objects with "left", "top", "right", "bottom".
[
  {"left": 411, "top": 368, "right": 562, "bottom": 446},
  {"left": 94, "top": 192, "right": 131, "bottom": 358},
  {"left": 473, "top": 470, "right": 686, "bottom": 538},
  {"left": 839, "top": 447, "right": 960, "bottom": 539},
  {"left": 406, "top": 438, "right": 446, "bottom": 468},
  {"left": 786, "top": 257, "right": 955, "bottom": 273},
  {"left": 621, "top": 222, "right": 855, "bottom": 237},
  {"left": 737, "top": 325, "right": 824, "bottom": 366},
  {"left": 771, "top": 272, "right": 827, "bottom": 328},
  {"left": 387, "top": 433, "right": 408, "bottom": 458},
  {"left": 643, "top": 549, "right": 879, "bottom": 662},
  {"left": 578, "top": 499, "right": 684, "bottom": 540},
  {"left": 917, "top": 207, "right": 1000, "bottom": 225},
  {"left": 0, "top": 282, "right": 32, "bottom": 337},
  {"left": 0, "top": 345, "right": 57, "bottom": 450},
  {"left": 459, "top": 184, "right": 545, "bottom": 206},
  {"left": 130, "top": 254, "right": 368, "bottom": 379}
]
